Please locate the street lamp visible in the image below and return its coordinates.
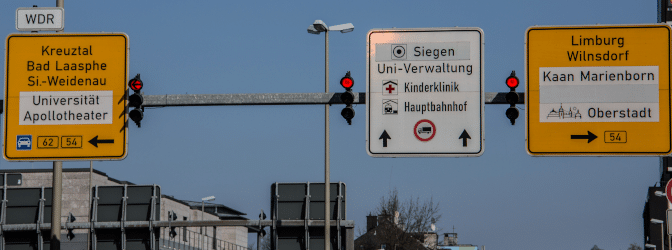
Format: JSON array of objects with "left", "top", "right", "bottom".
[
  {"left": 647, "top": 243, "right": 658, "bottom": 249},
  {"left": 656, "top": 191, "right": 667, "bottom": 197},
  {"left": 201, "top": 196, "right": 215, "bottom": 249},
  {"left": 307, "top": 20, "right": 354, "bottom": 34},
  {"left": 307, "top": 19, "right": 353, "bottom": 250},
  {"left": 652, "top": 218, "right": 665, "bottom": 250}
]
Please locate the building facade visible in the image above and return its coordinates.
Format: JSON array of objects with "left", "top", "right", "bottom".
[{"left": 0, "top": 168, "right": 249, "bottom": 250}]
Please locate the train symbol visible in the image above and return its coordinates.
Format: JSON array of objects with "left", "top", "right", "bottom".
[{"left": 382, "top": 99, "right": 398, "bottom": 115}]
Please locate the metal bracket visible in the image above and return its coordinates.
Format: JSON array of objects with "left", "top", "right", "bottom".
[
  {"left": 37, "top": 187, "right": 44, "bottom": 233},
  {"left": 149, "top": 184, "right": 157, "bottom": 250},
  {"left": 337, "top": 182, "right": 342, "bottom": 250},
  {"left": 0, "top": 174, "right": 7, "bottom": 250},
  {"left": 305, "top": 182, "right": 310, "bottom": 250},
  {"left": 121, "top": 184, "right": 128, "bottom": 250},
  {"left": 272, "top": 183, "right": 278, "bottom": 250},
  {"left": 37, "top": 187, "right": 45, "bottom": 250},
  {"left": 91, "top": 186, "right": 99, "bottom": 250}
]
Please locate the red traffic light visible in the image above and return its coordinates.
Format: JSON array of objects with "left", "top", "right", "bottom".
[
  {"left": 340, "top": 77, "right": 353, "bottom": 89},
  {"left": 340, "top": 71, "right": 354, "bottom": 89},
  {"left": 506, "top": 76, "right": 519, "bottom": 89},
  {"left": 129, "top": 79, "right": 143, "bottom": 92},
  {"left": 128, "top": 74, "right": 143, "bottom": 92}
]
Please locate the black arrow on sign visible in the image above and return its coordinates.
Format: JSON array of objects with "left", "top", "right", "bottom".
[
  {"left": 379, "top": 130, "right": 391, "bottom": 147},
  {"left": 89, "top": 136, "right": 114, "bottom": 148},
  {"left": 459, "top": 129, "right": 471, "bottom": 147},
  {"left": 570, "top": 131, "right": 597, "bottom": 143}
]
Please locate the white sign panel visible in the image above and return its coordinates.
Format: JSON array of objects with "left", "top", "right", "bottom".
[
  {"left": 16, "top": 7, "right": 64, "bottom": 31},
  {"left": 538, "top": 66, "right": 659, "bottom": 123},
  {"left": 18, "top": 91, "right": 113, "bottom": 125},
  {"left": 366, "top": 28, "right": 484, "bottom": 157}
]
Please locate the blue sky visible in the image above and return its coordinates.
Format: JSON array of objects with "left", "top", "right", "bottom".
[{"left": 0, "top": 0, "right": 663, "bottom": 249}]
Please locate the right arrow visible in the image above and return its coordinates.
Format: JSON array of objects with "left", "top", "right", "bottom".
[
  {"left": 379, "top": 130, "right": 391, "bottom": 147},
  {"left": 570, "top": 131, "right": 597, "bottom": 143}
]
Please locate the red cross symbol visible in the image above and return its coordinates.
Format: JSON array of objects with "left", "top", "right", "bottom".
[{"left": 385, "top": 84, "right": 395, "bottom": 94}]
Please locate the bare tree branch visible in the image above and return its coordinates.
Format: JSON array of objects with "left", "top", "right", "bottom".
[
  {"left": 374, "top": 187, "right": 441, "bottom": 233},
  {"left": 360, "top": 187, "right": 442, "bottom": 250},
  {"left": 628, "top": 243, "right": 642, "bottom": 250}
]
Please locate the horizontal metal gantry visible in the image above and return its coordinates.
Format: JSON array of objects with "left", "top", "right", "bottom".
[
  {"left": 0, "top": 220, "right": 355, "bottom": 231},
  {"left": 142, "top": 92, "right": 524, "bottom": 107},
  {"left": 0, "top": 92, "right": 523, "bottom": 114}
]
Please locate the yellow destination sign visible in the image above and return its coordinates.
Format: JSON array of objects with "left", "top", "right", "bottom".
[
  {"left": 526, "top": 24, "right": 671, "bottom": 156},
  {"left": 4, "top": 33, "right": 128, "bottom": 161}
]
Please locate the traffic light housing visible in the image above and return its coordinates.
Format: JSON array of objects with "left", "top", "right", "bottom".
[
  {"left": 340, "top": 71, "right": 355, "bottom": 125},
  {"left": 505, "top": 71, "right": 519, "bottom": 125},
  {"left": 128, "top": 74, "right": 144, "bottom": 128}
]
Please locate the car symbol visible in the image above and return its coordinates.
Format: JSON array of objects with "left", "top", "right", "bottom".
[{"left": 18, "top": 138, "right": 31, "bottom": 147}]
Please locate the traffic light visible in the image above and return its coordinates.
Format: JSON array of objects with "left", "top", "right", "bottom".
[
  {"left": 340, "top": 71, "right": 355, "bottom": 125},
  {"left": 128, "top": 74, "right": 144, "bottom": 128},
  {"left": 505, "top": 71, "right": 519, "bottom": 125},
  {"left": 168, "top": 210, "right": 177, "bottom": 238}
]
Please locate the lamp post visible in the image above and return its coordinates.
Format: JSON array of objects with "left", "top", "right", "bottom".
[
  {"left": 201, "top": 196, "right": 215, "bottom": 249},
  {"left": 653, "top": 218, "right": 665, "bottom": 250},
  {"left": 307, "top": 20, "right": 354, "bottom": 250}
]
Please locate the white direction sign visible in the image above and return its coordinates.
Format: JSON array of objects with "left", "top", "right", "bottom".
[
  {"left": 366, "top": 28, "right": 484, "bottom": 157},
  {"left": 16, "top": 7, "right": 64, "bottom": 31}
]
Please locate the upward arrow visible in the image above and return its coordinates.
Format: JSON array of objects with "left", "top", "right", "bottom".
[
  {"left": 458, "top": 129, "right": 471, "bottom": 147},
  {"left": 379, "top": 130, "right": 391, "bottom": 147}
]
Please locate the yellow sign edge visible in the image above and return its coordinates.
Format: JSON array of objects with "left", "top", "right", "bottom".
[
  {"left": 524, "top": 24, "right": 672, "bottom": 156},
  {"left": 3, "top": 32, "right": 129, "bottom": 161}
]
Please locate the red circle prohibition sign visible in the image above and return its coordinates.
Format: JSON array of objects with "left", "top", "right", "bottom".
[{"left": 414, "top": 119, "right": 436, "bottom": 142}]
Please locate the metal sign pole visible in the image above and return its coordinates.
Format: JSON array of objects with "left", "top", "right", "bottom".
[
  {"left": 51, "top": 161, "right": 62, "bottom": 250},
  {"left": 51, "top": 2, "right": 64, "bottom": 250},
  {"left": 324, "top": 29, "right": 331, "bottom": 250}
]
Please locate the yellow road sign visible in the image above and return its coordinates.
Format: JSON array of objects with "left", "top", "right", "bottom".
[
  {"left": 4, "top": 33, "right": 128, "bottom": 161},
  {"left": 526, "top": 24, "right": 672, "bottom": 156}
]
